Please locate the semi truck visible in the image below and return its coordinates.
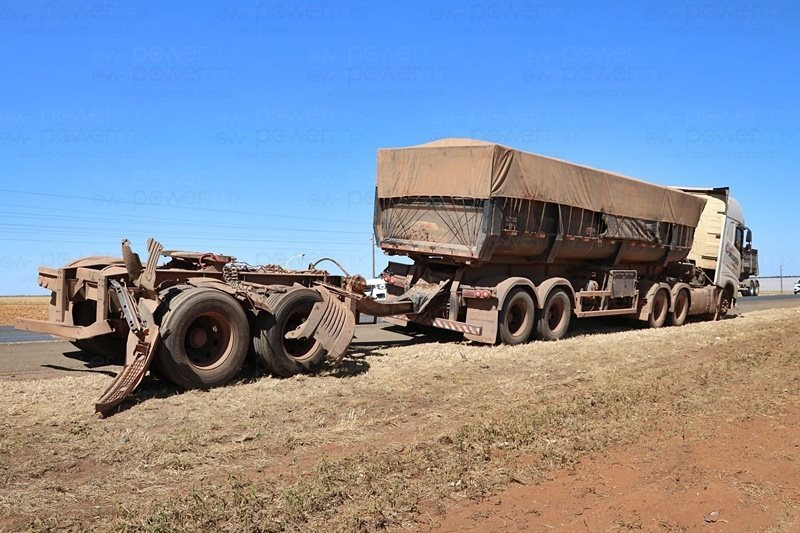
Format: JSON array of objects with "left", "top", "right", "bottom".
[{"left": 16, "top": 138, "right": 756, "bottom": 414}]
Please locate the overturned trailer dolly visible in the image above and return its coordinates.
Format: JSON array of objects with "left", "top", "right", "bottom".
[{"left": 15, "top": 238, "right": 417, "bottom": 415}]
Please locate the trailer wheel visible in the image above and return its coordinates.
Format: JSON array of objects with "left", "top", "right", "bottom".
[
  {"left": 647, "top": 289, "right": 669, "bottom": 328},
  {"left": 497, "top": 288, "right": 536, "bottom": 345},
  {"left": 753, "top": 281, "right": 759, "bottom": 297},
  {"left": 155, "top": 287, "right": 249, "bottom": 389},
  {"left": 253, "top": 288, "right": 327, "bottom": 377},
  {"left": 535, "top": 288, "right": 572, "bottom": 341},
  {"left": 70, "top": 300, "right": 126, "bottom": 362},
  {"left": 669, "top": 289, "right": 689, "bottom": 327}
]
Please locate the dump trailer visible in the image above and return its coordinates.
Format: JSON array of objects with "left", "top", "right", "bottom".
[
  {"left": 375, "top": 139, "right": 754, "bottom": 344},
  {"left": 16, "top": 138, "right": 756, "bottom": 414}
]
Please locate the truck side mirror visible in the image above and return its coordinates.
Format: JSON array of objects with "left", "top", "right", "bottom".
[{"left": 745, "top": 228, "right": 752, "bottom": 244}]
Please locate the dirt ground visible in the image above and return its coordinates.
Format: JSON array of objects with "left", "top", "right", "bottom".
[
  {"left": 433, "top": 407, "right": 800, "bottom": 531},
  {"left": 0, "top": 296, "right": 48, "bottom": 325},
  {"left": 1, "top": 307, "right": 799, "bottom": 532}
]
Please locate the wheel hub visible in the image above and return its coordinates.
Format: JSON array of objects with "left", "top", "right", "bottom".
[
  {"left": 183, "top": 313, "right": 230, "bottom": 368},
  {"left": 189, "top": 328, "right": 208, "bottom": 349}
]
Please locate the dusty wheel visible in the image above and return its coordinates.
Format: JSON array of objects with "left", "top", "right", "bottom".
[
  {"left": 647, "top": 289, "right": 669, "bottom": 328},
  {"left": 253, "top": 288, "right": 327, "bottom": 377},
  {"left": 535, "top": 288, "right": 572, "bottom": 341},
  {"left": 715, "top": 286, "right": 734, "bottom": 320},
  {"left": 752, "top": 281, "right": 760, "bottom": 297},
  {"left": 498, "top": 287, "right": 535, "bottom": 345},
  {"left": 154, "top": 287, "right": 249, "bottom": 389},
  {"left": 69, "top": 300, "right": 126, "bottom": 361},
  {"left": 669, "top": 289, "right": 689, "bottom": 327}
]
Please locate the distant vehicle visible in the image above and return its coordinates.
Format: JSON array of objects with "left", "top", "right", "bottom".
[
  {"left": 794, "top": 280, "right": 800, "bottom": 295},
  {"left": 738, "top": 245, "right": 759, "bottom": 296},
  {"left": 365, "top": 278, "right": 387, "bottom": 300}
]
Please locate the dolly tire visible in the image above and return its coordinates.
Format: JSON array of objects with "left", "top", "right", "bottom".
[
  {"left": 253, "top": 288, "right": 327, "bottom": 378},
  {"left": 154, "top": 287, "right": 249, "bottom": 389}
]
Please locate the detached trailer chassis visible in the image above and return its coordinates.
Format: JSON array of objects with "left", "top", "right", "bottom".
[{"left": 17, "top": 238, "right": 415, "bottom": 415}]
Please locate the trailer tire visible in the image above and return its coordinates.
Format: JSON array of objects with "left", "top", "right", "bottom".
[
  {"left": 669, "top": 289, "right": 689, "bottom": 327},
  {"left": 535, "top": 288, "right": 572, "bottom": 341},
  {"left": 647, "top": 289, "right": 669, "bottom": 328},
  {"left": 155, "top": 287, "right": 249, "bottom": 389},
  {"left": 254, "top": 288, "right": 327, "bottom": 377},
  {"left": 753, "top": 281, "right": 759, "bottom": 296},
  {"left": 497, "top": 288, "right": 535, "bottom": 345}
]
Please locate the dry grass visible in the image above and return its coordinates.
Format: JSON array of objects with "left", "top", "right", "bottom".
[
  {"left": 1, "top": 307, "right": 799, "bottom": 531},
  {"left": 0, "top": 296, "right": 48, "bottom": 325}
]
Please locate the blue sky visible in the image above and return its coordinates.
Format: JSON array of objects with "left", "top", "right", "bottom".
[{"left": 0, "top": 1, "right": 797, "bottom": 294}]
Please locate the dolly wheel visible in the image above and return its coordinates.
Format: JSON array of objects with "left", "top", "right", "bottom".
[
  {"left": 253, "top": 288, "right": 327, "bottom": 377},
  {"left": 155, "top": 287, "right": 249, "bottom": 389}
]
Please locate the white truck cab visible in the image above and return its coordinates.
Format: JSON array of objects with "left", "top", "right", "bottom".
[{"left": 681, "top": 187, "right": 755, "bottom": 304}]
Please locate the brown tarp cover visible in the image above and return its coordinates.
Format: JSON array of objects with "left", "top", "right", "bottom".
[{"left": 377, "top": 138, "right": 707, "bottom": 227}]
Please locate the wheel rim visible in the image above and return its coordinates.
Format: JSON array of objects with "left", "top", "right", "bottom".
[
  {"left": 546, "top": 295, "right": 567, "bottom": 332},
  {"left": 507, "top": 298, "right": 529, "bottom": 337},
  {"left": 282, "top": 304, "right": 320, "bottom": 361},
  {"left": 183, "top": 311, "right": 233, "bottom": 369}
]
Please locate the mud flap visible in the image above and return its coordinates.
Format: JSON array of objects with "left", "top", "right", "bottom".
[
  {"left": 95, "top": 326, "right": 159, "bottom": 415},
  {"left": 285, "top": 287, "right": 355, "bottom": 365},
  {"left": 96, "top": 281, "right": 160, "bottom": 415}
]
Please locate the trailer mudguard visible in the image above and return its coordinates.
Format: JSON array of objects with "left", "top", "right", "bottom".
[
  {"left": 496, "top": 277, "right": 538, "bottom": 309},
  {"left": 533, "top": 278, "right": 574, "bottom": 310},
  {"left": 285, "top": 286, "right": 355, "bottom": 366}
]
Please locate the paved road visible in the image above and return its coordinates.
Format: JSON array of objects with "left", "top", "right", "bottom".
[{"left": 1, "top": 294, "right": 797, "bottom": 381}]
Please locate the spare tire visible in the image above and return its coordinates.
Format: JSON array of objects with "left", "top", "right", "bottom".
[
  {"left": 252, "top": 288, "right": 327, "bottom": 377},
  {"left": 154, "top": 287, "right": 249, "bottom": 389}
]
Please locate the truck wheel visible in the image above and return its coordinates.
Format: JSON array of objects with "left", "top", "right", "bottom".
[
  {"left": 669, "top": 289, "right": 689, "bottom": 327},
  {"left": 535, "top": 288, "right": 572, "bottom": 341},
  {"left": 715, "top": 286, "right": 734, "bottom": 320},
  {"left": 498, "top": 288, "right": 536, "bottom": 345},
  {"left": 753, "top": 281, "right": 759, "bottom": 297},
  {"left": 647, "top": 289, "right": 669, "bottom": 328},
  {"left": 254, "top": 288, "right": 327, "bottom": 377},
  {"left": 154, "top": 287, "right": 249, "bottom": 389},
  {"left": 70, "top": 300, "right": 126, "bottom": 362}
]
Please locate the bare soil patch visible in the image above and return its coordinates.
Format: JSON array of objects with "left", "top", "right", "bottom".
[
  {"left": 0, "top": 307, "right": 798, "bottom": 532},
  {"left": 432, "top": 407, "right": 800, "bottom": 532},
  {"left": 0, "top": 296, "right": 48, "bottom": 325}
]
